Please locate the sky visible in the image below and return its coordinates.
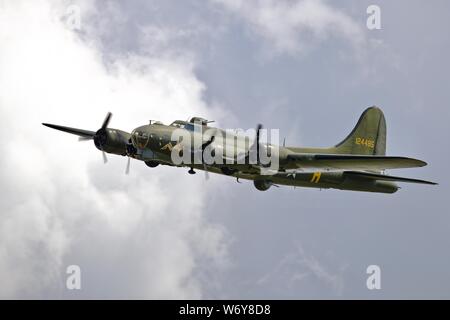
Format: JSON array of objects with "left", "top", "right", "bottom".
[{"left": 0, "top": 0, "right": 449, "bottom": 299}]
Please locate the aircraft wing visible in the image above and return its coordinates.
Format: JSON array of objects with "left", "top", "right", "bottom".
[
  {"left": 42, "top": 123, "right": 96, "bottom": 138},
  {"left": 343, "top": 171, "right": 437, "bottom": 185},
  {"left": 286, "top": 154, "right": 428, "bottom": 171}
]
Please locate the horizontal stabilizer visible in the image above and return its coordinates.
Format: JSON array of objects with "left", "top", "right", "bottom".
[
  {"left": 42, "top": 123, "right": 96, "bottom": 138},
  {"left": 286, "top": 153, "right": 427, "bottom": 170},
  {"left": 344, "top": 171, "right": 437, "bottom": 185}
]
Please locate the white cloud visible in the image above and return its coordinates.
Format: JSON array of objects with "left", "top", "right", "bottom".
[
  {"left": 0, "top": 0, "right": 229, "bottom": 298},
  {"left": 212, "top": 0, "right": 365, "bottom": 56}
]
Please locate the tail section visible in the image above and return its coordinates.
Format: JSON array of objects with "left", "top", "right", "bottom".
[{"left": 334, "top": 106, "right": 386, "bottom": 155}]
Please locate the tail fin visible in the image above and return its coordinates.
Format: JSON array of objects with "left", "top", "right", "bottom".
[{"left": 334, "top": 106, "right": 386, "bottom": 155}]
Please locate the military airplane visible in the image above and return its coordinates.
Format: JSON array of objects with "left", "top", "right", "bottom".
[{"left": 43, "top": 106, "right": 436, "bottom": 193}]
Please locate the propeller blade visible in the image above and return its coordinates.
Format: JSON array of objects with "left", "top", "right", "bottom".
[
  {"left": 201, "top": 135, "right": 215, "bottom": 150},
  {"left": 256, "top": 124, "right": 262, "bottom": 164},
  {"left": 102, "top": 151, "right": 108, "bottom": 164},
  {"left": 203, "top": 164, "right": 209, "bottom": 180},
  {"left": 101, "top": 112, "right": 112, "bottom": 130},
  {"left": 126, "top": 157, "right": 131, "bottom": 175},
  {"left": 201, "top": 135, "right": 215, "bottom": 181},
  {"left": 78, "top": 136, "right": 93, "bottom": 142}
]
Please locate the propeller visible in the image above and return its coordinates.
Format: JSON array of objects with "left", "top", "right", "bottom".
[
  {"left": 244, "top": 124, "right": 263, "bottom": 165},
  {"left": 92, "top": 112, "right": 113, "bottom": 164},
  {"left": 92, "top": 112, "right": 132, "bottom": 173},
  {"left": 124, "top": 138, "right": 138, "bottom": 175},
  {"left": 93, "top": 112, "right": 112, "bottom": 146},
  {"left": 255, "top": 123, "right": 262, "bottom": 165},
  {"left": 201, "top": 135, "right": 215, "bottom": 180}
]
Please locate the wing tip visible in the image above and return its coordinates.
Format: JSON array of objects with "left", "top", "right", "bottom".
[
  {"left": 42, "top": 123, "right": 56, "bottom": 130},
  {"left": 42, "top": 123, "right": 57, "bottom": 129},
  {"left": 403, "top": 157, "right": 428, "bottom": 167},
  {"left": 41, "top": 123, "right": 96, "bottom": 138},
  {"left": 417, "top": 159, "right": 428, "bottom": 167},
  {"left": 417, "top": 179, "right": 438, "bottom": 185}
]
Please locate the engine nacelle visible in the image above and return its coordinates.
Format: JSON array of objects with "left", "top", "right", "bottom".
[
  {"left": 253, "top": 179, "right": 272, "bottom": 191},
  {"left": 94, "top": 128, "right": 131, "bottom": 156}
]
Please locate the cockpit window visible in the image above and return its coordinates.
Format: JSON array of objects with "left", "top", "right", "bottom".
[
  {"left": 132, "top": 130, "right": 150, "bottom": 148},
  {"left": 170, "top": 122, "right": 185, "bottom": 129},
  {"left": 170, "top": 121, "right": 200, "bottom": 132}
]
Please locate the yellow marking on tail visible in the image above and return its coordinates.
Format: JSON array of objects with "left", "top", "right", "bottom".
[{"left": 355, "top": 137, "right": 375, "bottom": 149}]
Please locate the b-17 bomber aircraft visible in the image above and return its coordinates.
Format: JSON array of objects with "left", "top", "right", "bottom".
[{"left": 43, "top": 106, "right": 436, "bottom": 193}]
